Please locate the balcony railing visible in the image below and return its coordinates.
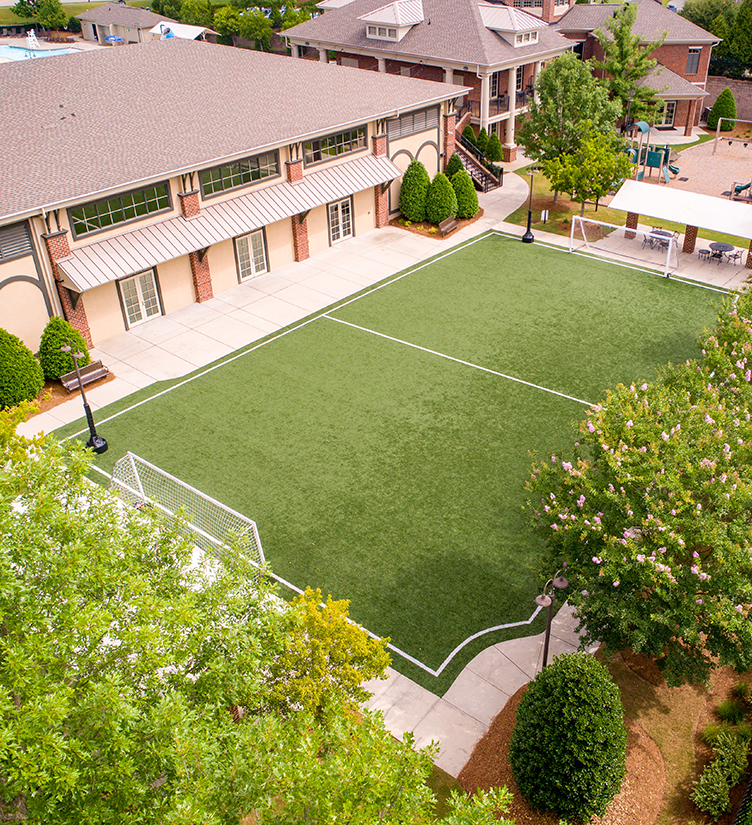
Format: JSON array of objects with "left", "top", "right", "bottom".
[{"left": 458, "top": 88, "right": 533, "bottom": 121}]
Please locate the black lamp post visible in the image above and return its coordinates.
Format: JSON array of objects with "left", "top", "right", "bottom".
[
  {"left": 61, "top": 344, "right": 108, "bottom": 454},
  {"left": 534, "top": 570, "right": 569, "bottom": 669},
  {"left": 522, "top": 167, "right": 536, "bottom": 244}
]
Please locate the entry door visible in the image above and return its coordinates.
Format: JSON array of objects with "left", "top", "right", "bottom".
[
  {"left": 659, "top": 101, "right": 676, "bottom": 127},
  {"left": 120, "top": 269, "right": 162, "bottom": 327},
  {"left": 328, "top": 198, "right": 353, "bottom": 244}
]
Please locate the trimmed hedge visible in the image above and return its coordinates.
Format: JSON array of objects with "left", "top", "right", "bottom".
[
  {"left": 486, "top": 132, "right": 503, "bottom": 163},
  {"left": 691, "top": 729, "right": 751, "bottom": 819},
  {"left": 475, "top": 126, "right": 489, "bottom": 155},
  {"left": 425, "top": 173, "right": 457, "bottom": 225},
  {"left": 0, "top": 328, "right": 44, "bottom": 410},
  {"left": 451, "top": 169, "right": 479, "bottom": 219},
  {"left": 399, "top": 159, "right": 430, "bottom": 222},
  {"left": 444, "top": 152, "right": 464, "bottom": 180},
  {"left": 38, "top": 316, "right": 91, "bottom": 380},
  {"left": 707, "top": 87, "right": 736, "bottom": 131},
  {"left": 462, "top": 124, "right": 477, "bottom": 146},
  {"left": 510, "top": 653, "right": 627, "bottom": 822}
]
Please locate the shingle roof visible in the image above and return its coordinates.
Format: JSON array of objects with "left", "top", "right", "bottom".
[
  {"left": 554, "top": 0, "right": 717, "bottom": 45},
  {"left": 285, "top": 0, "right": 573, "bottom": 67},
  {"left": 639, "top": 61, "right": 709, "bottom": 97},
  {"left": 76, "top": 3, "right": 176, "bottom": 28},
  {"left": 0, "top": 38, "right": 468, "bottom": 221}
]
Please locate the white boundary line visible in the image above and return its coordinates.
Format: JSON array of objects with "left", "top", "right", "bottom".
[{"left": 323, "top": 314, "right": 595, "bottom": 407}]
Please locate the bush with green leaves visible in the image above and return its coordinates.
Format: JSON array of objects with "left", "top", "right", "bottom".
[
  {"left": 462, "top": 124, "right": 477, "bottom": 146},
  {"left": 399, "top": 159, "right": 431, "bottom": 222},
  {"left": 444, "top": 152, "right": 463, "bottom": 179},
  {"left": 475, "top": 126, "right": 489, "bottom": 155},
  {"left": 67, "top": 14, "right": 81, "bottom": 32},
  {"left": 717, "top": 698, "right": 747, "bottom": 725},
  {"left": 510, "top": 653, "right": 627, "bottom": 822},
  {"left": 425, "top": 172, "right": 457, "bottom": 225},
  {"left": 691, "top": 728, "right": 751, "bottom": 819},
  {"left": 451, "top": 168, "right": 479, "bottom": 219},
  {"left": 707, "top": 86, "right": 737, "bottom": 131},
  {"left": 0, "top": 328, "right": 44, "bottom": 410},
  {"left": 38, "top": 316, "right": 91, "bottom": 381},
  {"left": 486, "top": 132, "right": 503, "bottom": 162}
]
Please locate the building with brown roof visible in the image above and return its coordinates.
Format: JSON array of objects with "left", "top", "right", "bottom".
[
  {"left": 76, "top": 2, "right": 179, "bottom": 44},
  {"left": 0, "top": 38, "right": 467, "bottom": 349}
]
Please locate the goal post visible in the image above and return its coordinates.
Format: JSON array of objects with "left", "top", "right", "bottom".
[{"left": 109, "top": 452, "right": 265, "bottom": 576}]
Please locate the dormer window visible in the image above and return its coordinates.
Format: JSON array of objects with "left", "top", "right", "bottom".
[
  {"left": 359, "top": 0, "right": 423, "bottom": 41},
  {"left": 367, "top": 24, "right": 398, "bottom": 38},
  {"left": 514, "top": 30, "right": 537, "bottom": 44}
]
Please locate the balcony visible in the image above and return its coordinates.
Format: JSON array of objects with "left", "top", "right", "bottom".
[{"left": 458, "top": 88, "right": 533, "bottom": 121}]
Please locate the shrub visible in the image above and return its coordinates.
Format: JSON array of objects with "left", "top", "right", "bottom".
[
  {"left": 425, "top": 173, "right": 457, "bottom": 225},
  {"left": 67, "top": 14, "right": 81, "bottom": 32},
  {"left": 509, "top": 653, "right": 627, "bottom": 822},
  {"left": 486, "top": 132, "right": 503, "bottom": 162},
  {"left": 0, "top": 329, "right": 44, "bottom": 410},
  {"left": 691, "top": 729, "right": 751, "bottom": 819},
  {"left": 475, "top": 126, "right": 489, "bottom": 155},
  {"left": 399, "top": 159, "right": 430, "bottom": 222},
  {"left": 707, "top": 87, "right": 737, "bottom": 131},
  {"left": 717, "top": 698, "right": 747, "bottom": 725},
  {"left": 444, "top": 152, "right": 463, "bottom": 179},
  {"left": 462, "top": 124, "right": 477, "bottom": 146},
  {"left": 38, "top": 316, "right": 91, "bottom": 380},
  {"left": 451, "top": 168, "right": 479, "bottom": 219},
  {"left": 733, "top": 681, "right": 752, "bottom": 704},
  {"left": 703, "top": 722, "right": 735, "bottom": 746}
]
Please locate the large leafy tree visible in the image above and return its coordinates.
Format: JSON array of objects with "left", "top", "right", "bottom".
[
  {"left": 36, "top": 0, "right": 66, "bottom": 29},
  {"left": 732, "top": 0, "right": 752, "bottom": 68},
  {"left": 594, "top": 1, "right": 667, "bottom": 125},
  {"left": 681, "top": 0, "right": 737, "bottom": 33},
  {"left": 238, "top": 7, "right": 273, "bottom": 49},
  {"left": 526, "top": 289, "right": 752, "bottom": 687}
]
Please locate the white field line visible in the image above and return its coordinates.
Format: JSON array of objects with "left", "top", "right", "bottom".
[{"left": 323, "top": 314, "right": 596, "bottom": 407}]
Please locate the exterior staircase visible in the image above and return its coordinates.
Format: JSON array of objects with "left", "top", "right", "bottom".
[{"left": 455, "top": 133, "right": 503, "bottom": 192}]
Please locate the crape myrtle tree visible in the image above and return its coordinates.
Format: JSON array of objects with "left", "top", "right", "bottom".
[
  {"left": 0, "top": 410, "right": 514, "bottom": 824},
  {"left": 526, "top": 289, "right": 752, "bottom": 686}
]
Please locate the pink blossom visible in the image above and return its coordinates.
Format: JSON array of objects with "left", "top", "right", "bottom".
[
  {"left": 562, "top": 461, "right": 572, "bottom": 471},
  {"left": 705, "top": 413, "right": 715, "bottom": 424},
  {"left": 700, "top": 572, "right": 708, "bottom": 580},
  {"left": 592, "top": 556, "right": 602, "bottom": 564},
  {"left": 577, "top": 495, "right": 586, "bottom": 508},
  {"left": 626, "top": 420, "right": 633, "bottom": 428},
  {"left": 696, "top": 599, "right": 703, "bottom": 604},
  {"left": 661, "top": 431, "right": 669, "bottom": 441},
  {"left": 613, "top": 581, "right": 619, "bottom": 587},
  {"left": 736, "top": 605, "right": 744, "bottom": 613},
  {"left": 693, "top": 551, "right": 699, "bottom": 558},
  {"left": 641, "top": 383, "right": 648, "bottom": 391},
  {"left": 691, "top": 566, "right": 699, "bottom": 575}
]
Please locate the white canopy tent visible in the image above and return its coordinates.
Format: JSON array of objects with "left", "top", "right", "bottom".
[{"left": 148, "top": 22, "right": 216, "bottom": 40}]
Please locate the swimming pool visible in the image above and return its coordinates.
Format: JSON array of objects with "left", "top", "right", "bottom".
[{"left": 0, "top": 44, "right": 80, "bottom": 61}]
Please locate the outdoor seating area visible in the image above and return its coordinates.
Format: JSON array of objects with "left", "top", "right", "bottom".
[
  {"left": 698, "top": 242, "right": 744, "bottom": 265},
  {"left": 643, "top": 227, "right": 678, "bottom": 250}
]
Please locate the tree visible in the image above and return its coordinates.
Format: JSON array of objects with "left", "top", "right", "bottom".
[
  {"left": 213, "top": 4, "right": 241, "bottom": 39},
  {"left": 399, "top": 158, "right": 430, "bottom": 221},
  {"left": 238, "top": 8, "right": 273, "bottom": 50},
  {"left": 444, "top": 151, "right": 464, "bottom": 179},
  {"left": 526, "top": 288, "right": 752, "bottom": 686},
  {"left": 37, "top": 316, "right": 91, "bottom": 380},
  {"left": 9, "top": 0, "right": 37, "bottom": 22},
  {"left": 282, "top": 2, "right": 311, "bottom": 30},
  {"left": 475, "top": 126, "right": 489, "bottom": 155},
  {"left": 462, "top": 123, "right": 477, "bottom": 146},
  {"left": 425, "top": 172, "right": 457, "bottom": 224},
  {"left": 0, "top": 328, "right": 43, "bottom": 410},
  {"left": 36, "top": 0, "right": 66, "bottom": 28},
  {"left": 541, "top": 121, "right": 631, "bottom": 215},
  {"left": 179, "top": 0, "right": 213, "bottom": 27},
  {"left": 510, "top": 653, "right": 627, "bottom": 821},
  {"left": 733, "top": 0, "right": 752, "bottom": 69},
  {"left": 594, "top": 1, "right": 666, "bottom": 124},
  {"left": 451, "top": 168, "right": 479, "bottom": 219},
  {"left": 485, "top": 132, "right": 503, "bottom": 163},
  {"left": 681, "top": 0, "right": 737, "bottom": 33},
  {"left": 707, "top": 86, "right": 737, "bottom": 131}
]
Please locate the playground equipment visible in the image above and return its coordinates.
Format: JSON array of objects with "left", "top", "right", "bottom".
[{"left": 627, "top": 121, "right": 679, "bottom": 184}]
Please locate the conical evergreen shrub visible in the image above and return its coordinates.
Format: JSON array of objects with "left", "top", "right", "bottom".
[
  {"left": 451, "top": 169, "right": 479, "bottom": 219},
  {"left": 38, "top": 316, "right": 91, "bottom": 380},
  {"left": 425, "top": 172, "right": 457, "bottom": 225},
  {"left": 399, "top": 159, "right": 430, "bottom": 222},
  {"left": 475, "top": 126, "right": 489, "bottom": 154},
  {"left": 486, "top": 132, "right": 503, "bottom": 162},
  {"left": 707, "top": 87, "right": 737, "bottom": 131},
  {"left": 444, "top": 152, "right": 463, "bottom": 179},
  {"left": 0, "top": 328, "right": 44, "bottom": 409},
  {"left": 462, "top": 124, "right": 477, "bottom": 146}
]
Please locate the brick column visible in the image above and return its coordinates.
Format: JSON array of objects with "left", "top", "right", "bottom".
[
  {"left": 443, "top": 113, "right": 456, "bottom": 170},
  {"left": 42, "top": 229, "right": 93, "bottom": 347},
  {"left": 684, "top": 99, "right": 697, "bottom": 138},
  {"left": 188, "top": 251, "right": 213, "bottom": 302},
  {"left": 625, "top": 211, "right": 639, "bottom": 240},
  {"left": 746, "top": 238, "right": 752, "bottom": 269},
  {"left": 179, "top": 190, "right": 200, "bottom": 218},
  {"left": 374, "top": 185, "right": 388, "bottom": 228},
  {"left": 683, "top": 225, "right": 698, "bottom": 254},
  {"left": 291, "top": 214, "right": 309, "bottom": 262},
  {"left": 372, "top": 134, "right": 387, "bottom": 157},
  {"left": 541, "top": 0, "right": 555, "bottom": 22},
  {"left": 286, "top": 159, "right": 303, "bottom": 184}
]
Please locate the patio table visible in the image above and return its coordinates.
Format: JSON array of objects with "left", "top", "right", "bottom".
[{"left": 709, "top": 241, "right": 734, "bottom": 265}]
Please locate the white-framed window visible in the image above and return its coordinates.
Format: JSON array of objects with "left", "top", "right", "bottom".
[
  {"left": 328, "top": 198, "right": 353, "bottom": 244},
  {"left": 516, "top": 66, "right": 524, "bottom": 91},
  {"left": 235, "top": 229, "right": 268, "bottom": 281},
  {"left": 119, "top": 269, "right": 162, "bottom": 327},
  {"left": 366, "top": 24, "right": 397, "bottom": 39},
  {"left": 659, "top": 100, "right": 677, "bottom": 127}
]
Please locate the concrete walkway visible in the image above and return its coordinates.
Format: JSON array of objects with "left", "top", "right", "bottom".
[{"left": 18, "top": 170, "right": 750, "bottom": 779}]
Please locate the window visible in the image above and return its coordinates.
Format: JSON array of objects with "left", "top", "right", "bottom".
[
  {"left": 516, "top": 67, "right": 524, "bottom": 91},
  {"left": 659, "top": 100, "right": 677, "bottom": 127},
  {"left": 366, "top": 24, "right": 397, "bottom": 39},
  {"left": 119, "top": 269, "right": 162, "bottom": 327},
  {"left": 235, "top": 230, "right": 268, "bottom": 280},
  {"left": 303, "top": 127, "right": 366, "bottom": 165},
  {"left": 491, "top": 71, "right": 499, "bottom": 98},
  {"left": 328, "top": 198, "right": 352, "bottom": 244},
  {"left": 69, "top": 184, "right": 171, "bottom": 238},
  {"left": 386, "top": 107, "right": 439, "bottom": 139},
  {"left": 686, "top": 47, "right": 701, "bottom": 74},
  {"left": 200, "top": 152, "right": 279, "bottom": 198}
]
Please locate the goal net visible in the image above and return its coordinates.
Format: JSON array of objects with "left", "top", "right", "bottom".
[
  {"left": 569, "top": 215, "right": 679, "bottom": 278},
  {"left": 109, "top": 452, "right": 265, "bottom": 576}
]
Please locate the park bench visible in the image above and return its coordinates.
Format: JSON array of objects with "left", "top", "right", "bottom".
[
  {"left": 438, "top": 216, "right": 458, "bottom": 237},
  {"left": 60, "top": 360, "right": 110, "bottom": 393}
]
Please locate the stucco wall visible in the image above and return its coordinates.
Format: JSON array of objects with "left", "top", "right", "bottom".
[
  {"left": 157, "top": 256, "right": 194, "bottom": 314},
  {"left": 0, "top": 278, "right": 49, "bottom": 351},
  {"left": 85, "top": 281, "right": 126, "bottom": 342}
]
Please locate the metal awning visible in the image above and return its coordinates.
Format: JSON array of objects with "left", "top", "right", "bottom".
[
  {"left": 58, "top": 154, "right": 401, "bottom": 292},
  {"left": 609, "top": 179, "right": 752, "bottom": 240}
]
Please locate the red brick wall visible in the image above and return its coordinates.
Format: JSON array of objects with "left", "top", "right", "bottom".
[
  {"left": 443, "top": 112, "right": 456, "bottom": 168},
  {"left": 372, "top": 134, "right": 386, "bottom": 156},
  {"left": 337, "top": 52, "right": 379, "bottom": 71},
  {"left": 188, "top": 251, "right": 214, "bottom": 302},
  {"left": 374, "top": 185, "right": 388, "bottom": 228},
  {"left": 286, "top": 159, "right": 303, "bottom": 183},
  {"left": 291, "top": 214, "right": 310, "bottom": 262},
  {"left": 653, "top": 43, "right": 711, "bottom": 84},
  {"left": 43, "top": 229, "right": 93, "bottom": 346},
  {"left": 178, "top": 190, "right": 200, "bottom": 219}
]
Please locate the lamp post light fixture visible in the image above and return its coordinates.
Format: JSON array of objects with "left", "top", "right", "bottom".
[
  {"left": 60, "top": 344, "right": 108, "bottom": 454},
  {"left": 522, "top": 167, "right": 536, "bottom": 244},
  {"left": 534, "top": 569, "right": 569, "bottom": 669}
]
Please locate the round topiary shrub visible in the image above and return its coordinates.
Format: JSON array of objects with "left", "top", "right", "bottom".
[
  {"left": 38, "top": 316, "right": 91, "bottom": 380},
  {"left": 475, "top": 126, "right": 489, "bottom": 155},
  {"left": 510, "top": 652, "right": 627, "bottom": 822},
  {"left": 425, "top": 173, "right": 457, "bottom": 225},
  {"left": 399, "top": 158, "right": 431, "bottom": 222},
  {"left": 0, "top": 328, "right": 44, "bottom": 410},
  {"left": 462, "top": 124, "right": 477, "bottom": 146},
  {"left": 707, "top": 87, "right": 737, "bottom": 131},
  {"left": 486, "top": 132, "right": 503, "bottom": 163},
  {"left": 451, "top": 168, "right": 479, "bottom": 219},
  {"left": 444, "top": 152, "right": 463, "bottom": 179}
]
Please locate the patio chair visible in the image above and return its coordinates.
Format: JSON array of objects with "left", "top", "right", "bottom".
[
  {"left": 642, "top": 236, "right": 655, "bottom": 249},
  {"left": 725, "top": 250, "right": 743, "bottom": 265},
  {"left": 711, "top": 250, "right": 724, "bottom": 265}
]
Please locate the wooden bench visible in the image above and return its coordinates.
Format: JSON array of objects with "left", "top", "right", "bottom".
[
  {"left": 438, "top": 216, "right": 458, "bottom": 237},
  {"left": 60, "top": 360, "right": 110, "bottom": 393}
]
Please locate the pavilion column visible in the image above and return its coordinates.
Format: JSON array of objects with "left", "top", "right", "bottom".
[
  {"left": 504, "top": 67, "right": 517, "bottom": 162},
  {"left": 377, "top": 57, "right": 386, "bottom": 72},
  {"left": 746, "top": 238, "right": 752, "bottom": 269},
  {"left": 625, "top": 211, "right": 639, "bottom": 240},
  {"left": 444, "top": 67, "right": 454, "bottom": 84},
  {"left": 318, "top": 48, "right": 329, "bottom": 63},
  {"left": 479, "top": 71, "right": 490, "bottom": 134},
  {"left": 683, "top": 225, "right": 698, "bottom": 254}
]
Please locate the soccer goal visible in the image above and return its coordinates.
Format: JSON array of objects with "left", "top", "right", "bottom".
[
  {"left": 569, "top": 215, "right": 679, "bottom": 278},
  {"left": 109, "top": 452, "right": 265, "bottom": 575}
]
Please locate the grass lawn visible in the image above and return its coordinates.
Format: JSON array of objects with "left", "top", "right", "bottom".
[
  {"left": 57, "top": 233, "right": 722, "bottom": 694},
  {"left": 0, "top": 1, "right": 152, "bottom": 24}
]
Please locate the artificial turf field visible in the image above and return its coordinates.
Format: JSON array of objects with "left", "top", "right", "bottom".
[{"left": 59, "top": 233, "right": 723, "bottom": 693}]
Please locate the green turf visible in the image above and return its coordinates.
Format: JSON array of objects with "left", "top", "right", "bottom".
[{"left": 57, "top": 233, "right": 722, "bottom": 693}]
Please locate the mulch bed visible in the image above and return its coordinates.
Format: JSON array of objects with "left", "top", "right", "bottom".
[
  {"left": 389, "top": 208, "right": 485, "bottom": 239},
  {"left": 28, "top": 374, "right": 116, "bottom": 418}
]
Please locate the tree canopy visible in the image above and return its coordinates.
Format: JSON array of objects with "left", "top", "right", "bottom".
[{"left": 526, "top": 289, "right": 752, "bottom": 686}]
